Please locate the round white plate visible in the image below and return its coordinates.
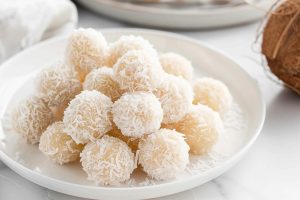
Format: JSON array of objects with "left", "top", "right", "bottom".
[
  {"left": 0, "top": 29, "right": 265, "bottom": 199},
  {"left": 77, "top": 0, "right": 265, "bottom": 29}
]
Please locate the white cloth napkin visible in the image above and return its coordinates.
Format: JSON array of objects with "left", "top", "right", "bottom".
[{"left": 0, "top": 0, "right": 77, "bottom": 63}]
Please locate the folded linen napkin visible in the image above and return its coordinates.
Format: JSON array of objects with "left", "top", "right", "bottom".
[{"left": 0, "top": 0, "right": 77, "bottom": 63}]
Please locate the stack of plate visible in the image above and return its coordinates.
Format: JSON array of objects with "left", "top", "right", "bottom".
[{"left": 77, "top": 0, "right": 266, "bottom": 29}]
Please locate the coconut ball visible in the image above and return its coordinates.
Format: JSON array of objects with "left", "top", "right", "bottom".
[
  {"left": 193, "top": 78, "right": 232, "bottom": 115},
  {"left": 106, "top": 35, "right": 157, "bottom": 67},
  {"left": 36, "top": 65, "right": 82, "bottom": 107},
  {"left": 112, "top": 92, "right": 163, "bottom": 138},
  {"left": 39, "top": 122, "right": 84, "bottom": 165},
  {"left": 107, "top": 124, "right": 139, "bottom": 152},
  {"left": 63, "top": 90, "right": 113, "bottom": 144},
  {"left": 160, "top": 52, "right": 193, "bottom": 81},
  {"left": 164, "top": 104, "right": 223, "bottom": 155},
  {"left": 65, "top": 28, "right": 108, "bottom": 81},
  {"left": 113, "top": 50, "right": 163, "bottom": 92},
  {"left": 80, "top": 135, "right": 136, "bottom": 185},
  {"left": 154, "top": 74, "right": 193, "bottom": 124},
  {"left": 12, "top": 95, "right": 54, "bottom": 144},
  {"left": 83, "top": 67, "right": 123, "bottom": 102},
  {"left": 138, "top": 128, "right": 189, "bottom": 180}
]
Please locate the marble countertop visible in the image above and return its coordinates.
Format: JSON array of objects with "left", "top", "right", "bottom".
[{"left": 1, "top": 4, "right": 300, "bottom": 200}]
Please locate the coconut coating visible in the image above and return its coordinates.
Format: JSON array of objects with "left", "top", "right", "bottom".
[
  {"left": 63, "top": 90, "right": 113, "bottom": 144},
  {"left": 160, "top": 52, "right": 193, "bottom": 81},
  {"left": 83, "top": 67, "right": 123, "bottom": 102},
  {"left": 154, "top": 74, "right": 193, "bottom": 124},
  {"left": 37, "top": 65, "right": 82, "bottom": 107},
  {"left": 65, "top": 28, "right": 108, "bottom": 81},
  {"left": 80, "top": 135, "right": 136, "bottom": 185},
  {"left": 107, "top": 124, "right": 139, "bottom": 152},
  {"left": 39, "top": 122, "right": 84, "bottom": 165},
  {"left": 112, "top": 92, "right": 163, "bottom": 138},
  {"left": 164, "top": 104, "right": 223, "bottom": 155},
  {"left": 138, "top": 128, "right": 189, "bottom": 180},
  {"left": 193, "top": 78, "right": 232, "bottom": 115},
  {"left": 113, "top": 50, "right": 163, "bottom": 92},
  {"left": 106, "top": 35, "right": 157, "bottom": 67},
  {"left": 12, "top": 95, "right": 54, "bottom": 144}
]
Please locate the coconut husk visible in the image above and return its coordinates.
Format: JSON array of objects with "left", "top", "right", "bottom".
[{"left": 262, "top": 0, "right": 300, "bottom": 95}]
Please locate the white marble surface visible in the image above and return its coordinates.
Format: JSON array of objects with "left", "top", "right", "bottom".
[{"left": 1, "top": 4, "right": 300, "bottom": 200}]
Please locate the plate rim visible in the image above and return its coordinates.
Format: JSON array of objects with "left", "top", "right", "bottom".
[
  {"left": 0, "top": 28, "right": 266, "bottom": 197},
  {"left": 79, "top": 0, "right": 260, "bottom": 15}
]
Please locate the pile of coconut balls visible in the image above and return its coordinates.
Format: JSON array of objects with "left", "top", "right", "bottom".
[{"left": 11, "top": 28, "right": 232, "bottom": 186}]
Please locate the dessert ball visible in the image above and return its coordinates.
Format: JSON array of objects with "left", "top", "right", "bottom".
[
  {"left": 65, "top": 28, "right": 108, "bottom": 81},
  {"left": 83, "top": 67, "right": 123, "bottom": 102},
  {"left": 106, "top": 35, "right": 157, "bottom": 67},
  {"left": 63, "top": 90, "right": 113, "bottom": 144},
  {"left": 107, "top": 124, "right": 139, "bottom": 152},
  {"left": 12, "top": 95, "right": 54, "bottom": 144},
  {"left": 154, "top": 74, "right": 193, "bottom": 124},
  {"left": 138, "top": 128, "right": 189, "bottom": 180},
  {"left": 193, "top": 78, "right": 232, "bottom": 115},
  {"left": 165, "top": 104, "right": 223, "bottom": 155},
  {"left": 39, "top": 122, "right": 84, "bottom": 165},
  {"left": 112, "top": 92, "right": 163, "bottom": 138},
  {"left": 80, "top": 135, "right": 136, "bottom": 185},
  {"left": 36, "top": 65, "right": 82, "bottom": 107},
  {"left": 160, "top": 52, "right": 193, "bottom": 81},
  {"left": 113, "top": 50, "right": 163, "bottom": 92}
]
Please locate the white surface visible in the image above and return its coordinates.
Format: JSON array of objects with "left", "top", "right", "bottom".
[
  {"left": 0, "top": 29, "right": 264, "bottom": 200},
  {"left": 77, "top": 0, "right": 265, "bottom": 29},
  {"left": 0, "top": 0, "right": 77, "bottom": 63},
  {"left": 0, "top": 5, "right": 299, "bottom": 200}
]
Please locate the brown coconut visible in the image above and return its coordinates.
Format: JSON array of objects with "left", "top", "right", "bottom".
[{"left": 262, "top": 0, "right": 300, "bottom": 94}]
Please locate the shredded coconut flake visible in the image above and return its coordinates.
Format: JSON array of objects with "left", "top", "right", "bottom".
[
  {"left": 112, "top": 92, "right": 163, "bottom": 137},
  {"left": 113, "top": 50, "right": 163, "bottom": 92},
  {"left": 11, "top": 95, "right": 54, "bottom": 144},
  {"left": 83, "top": 67, "right": 123, "bottom": 102},
  {"left": 39, "top": 122, "right": 83, "bottom": 165},
  {"left": 193, "top": 77, "right": 233, "bottom": 116},
  {"left": 63, "top": 90, "right": 113, "bottom": 144},
  {"left": 160, "top": 52, "right": 193, "bottom": 81},
  {"left": 106, "top": 35, "right": 157, "bottom": 67},
  {"left": 65, "top": 28, "right": 108, "bottom": 81},
  {"left": 36, "top": 63, "right": 82, "bottom": 107},
  {"left": 80, "top": 135, "right": 136, "bottom": 186},
  {"left": 154, "top": 74, "right": 193, "bottom": 124},
  {"left": 138, "top": 128, "right": 190, "bottom": 180}
]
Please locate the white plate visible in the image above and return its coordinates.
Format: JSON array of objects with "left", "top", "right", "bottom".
[
  {"left": 0, "top": 29, "right": 265, "bottom": 199},
  {"left": 77, "top": 0, "right": 265, "bottom": 29}
]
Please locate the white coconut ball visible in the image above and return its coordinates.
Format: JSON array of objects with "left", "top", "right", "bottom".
[
  {"left": 36, "top": 64, "right": 82, "bottom": 107},
  {"left": 154, "top": 74, "right": 193, "bottom": 124},
  {"left": 138, "top": 128, "right": 190, "bottom": 180},
  {"left": 12, "top": 95, "right": 54, "bottom": 144},
  {"left": 112, "top": 92, "right": 163, "bottom": 138},
  {"left": 83, "top": 67, "right": 123, "bottom": 102},
  {"left": 113, "top": 50, "right": 164, "bottom": 92},
  {"left": 63, "top": 90, "right": 113, "bottom": 144},
  {"left": 106, "top": 35, "right": 157, "bottom": 67},
  {"left": 80, "top": 135, "right": 136, "bottom": 185},
  {"left": 164, "top": 104, "right": 223, "bottom": 155},
  {"left": 193, "top": 78, "right": 232, "bottom": 115},
  {"left": 39, "top": 122, "right": 84, "bottom": 165},
  {"left": 65, "top": 28, "right": 108, "bottom": 81},
  {"left": 160, "top": 52, "right": 193, "bottom": 81}
]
